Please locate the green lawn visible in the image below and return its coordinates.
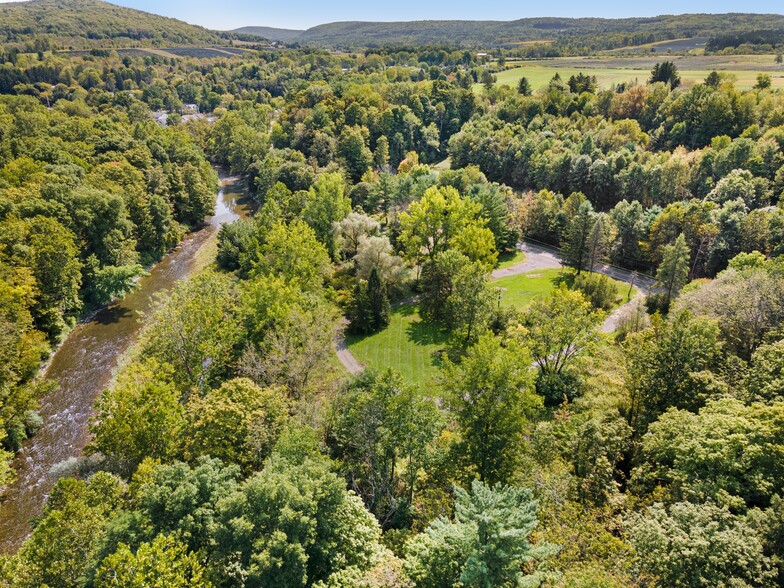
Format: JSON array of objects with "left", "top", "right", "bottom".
[
  {"left": 345, "top": 304, "right": 449, "bottom": 386},
  {"left": 493, "top": 268, "right": 565, "bottom": 308},
  {"left": 496, "top": 249, "right": 526, "bottom": 270},
  {"left": 345, "top": 268, "right": 635, "bottom": 385}
]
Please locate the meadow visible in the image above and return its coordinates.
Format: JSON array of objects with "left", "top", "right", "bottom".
[{"left": 478, "top": 54, "right": 784, "bottom": 92}]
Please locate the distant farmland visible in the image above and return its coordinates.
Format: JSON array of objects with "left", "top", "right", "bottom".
[{"left": 481, "top": 53, "right": 784, "bottom": 92}]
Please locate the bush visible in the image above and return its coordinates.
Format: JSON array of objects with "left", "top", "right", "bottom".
[
  {"left": 535, "top": 371, "right": 583, "bottom": 405},
  {"left": 572, "top": 273, "right": 619, "bottom": 311}
]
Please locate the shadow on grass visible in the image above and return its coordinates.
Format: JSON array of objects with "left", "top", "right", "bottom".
[
  {"left": 552, "top": 270, "right": 574, "bottom": 289},
  {"left": 395, "top": 304, "right": 417, "bottom": 317},
  {"left": 405, "top": 319, "right": 449, "bottom": 347}
]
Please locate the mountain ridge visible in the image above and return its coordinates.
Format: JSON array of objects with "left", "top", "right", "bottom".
[
  {"left": 232, "top": 13, "right": 784, "bottom": 48},
  {"left": 0, "top": 0, "right": 225, "bottom": 49}
]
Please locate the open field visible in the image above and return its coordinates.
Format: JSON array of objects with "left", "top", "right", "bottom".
[
  {"left": 346, "top": 267, "right": 634, "bottom": 385},
  {"left": 612, "top": 36, "right": 710, "bottom": 54},
  {"left": 493, "top": 268, "right": 565, "bottom": 308},
  {"left": 345, "top": 304, "right": 449, "bottom": 386},
  {"left": 480, "top": 54, "right": 784, "bottom": 92}
]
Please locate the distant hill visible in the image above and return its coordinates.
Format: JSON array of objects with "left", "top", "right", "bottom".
[
  {"left": 236, "top": 14, "right": 784, "bottom": 48},
  {"left": 233, "top": 26, "right": 304, "bottom": 42},
  {"left": 0, "top": 0, "right": 224, "bottom": 50}
]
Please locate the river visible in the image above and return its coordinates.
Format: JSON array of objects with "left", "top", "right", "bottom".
[{"left": 0, "top": 171, "right": 251, "bottom": 553}]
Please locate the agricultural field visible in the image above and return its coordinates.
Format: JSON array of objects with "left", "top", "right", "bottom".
[{"left": 483, "top": 54, "right": 784, "bottom": 92}]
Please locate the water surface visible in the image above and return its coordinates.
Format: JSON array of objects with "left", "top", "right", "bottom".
[{"left": 0, "top": 172, "right": 250, "bottom": 552}]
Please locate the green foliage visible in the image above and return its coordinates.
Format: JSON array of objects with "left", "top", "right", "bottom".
[
  {"left": 562, "top": 201, "right": 596, "bottom": 274},
  {"left": 11, "top": 473, "right": 125, "bottom": 588},
  {"left": 632, "top": 397, "right": 784, "bottom": 507},
  {"left": 404, "top": 480, "right": 557, "bottom": 588},
  {"left": 303, "top": 173, "right": 352, "bottom": 258},
  {"left": 252, "top": 219, "right": 332, "bottom": 292},
  {"left": 625, "top": 311, "right": 723, "bottom": 435},
  {"left": 0, "top": 0, "right": 223, "bottom": 49},
  {"left": 518, "top": 285, "right": 602, "bottom": 402},
  {"left": 400, "top": 185, "right": 496, "bottom": 267},
  {"left": 653, "top": 233, "right": 690, "bottom": 310},
  {"left": 142, "top": 270, "right": 243, "bottom": 392},
  {"left": 572, "top": 273, "right": 620, "bottom": 311},
  {"left": 349, "top": 268, "right": 391, "bottom": 335},
  {"left": 94, "top": 534, "right": 212, "bottom": 588},
  {"left": 328, "top": 369, "right": 442, "bottom": 527},
  {"left": 89, "top": 359, "right": 184, "bottom": 474},
  {"left": 184, "top": 378, "right": 289, "bottom": 472},
  {"left": 649, "top": 61, "right": 681, "bottom": 88},
  {"left": 674, "top": 261, "right": 784, "bottom": 360},
  {"left": 628, "top": 501, "right": 776, "bottom": 588},
  {"left": 439, "top": 334, "right": 540, "bottom": 484},
  {"left": 213, "top": 444, "right": 383, "bottom": 587},
  {"left": 96, "top": 457, "right": 239, "bottom": 562},
  {"left": 745, "top": 339, "right": 784, "bottom": 403}
]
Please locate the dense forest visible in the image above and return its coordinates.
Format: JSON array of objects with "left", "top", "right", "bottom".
[
  {"left": 0, "top": 0, "right": 227, "bottom": 50},
  {"left": 239, "top": 13, "right": 784, "bottom": 50},
  {"left": 0, "top": 4, "right": 784, "bottom": 587}
]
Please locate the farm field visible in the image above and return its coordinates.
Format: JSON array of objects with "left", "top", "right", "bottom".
[{"left": 480, "top": 54, "right": 784, "bottom": 92}]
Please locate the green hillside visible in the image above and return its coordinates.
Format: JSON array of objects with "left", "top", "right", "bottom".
[
  {"left": 232, "top": 26, "right": 304, "bottom": 42},
  {"left": 0, "top": 0, "right": 224, "bottom": 49},
  {"left": 239, "top": 13, "right": 784, "bottom": 48}
]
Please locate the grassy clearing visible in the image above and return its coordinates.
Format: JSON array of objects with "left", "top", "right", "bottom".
[
  {"left": 496, "top": 249, "right": 526, "bottom": 270},
  {"left": 345, "top": 267, "right": 635, "bottom": 384},
  {"left": 493, "top": 268, "right": 564, "bottom": 308},
  {"left": 345, "top": 304, "right": 449, "bottom": 386},
  {"left": 476, "top": 54, "right": 784, "bottom": 92}
]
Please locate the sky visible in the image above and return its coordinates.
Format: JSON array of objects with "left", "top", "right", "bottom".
[{"left": 3, "top": 0, "right": 784, "bottom": 30}]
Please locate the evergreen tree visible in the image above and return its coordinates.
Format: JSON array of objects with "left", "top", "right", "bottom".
[
  {"left": 586, "top": 212, "right": 613, "bottom": 273},
  {"left": 562, "top": 201, "right": 596, "bottom": 275},
  {"left": 374, "top": 135, "right": 390, "bottom": 169},
  {"left": 649, "top": 61, "right": 681, "bottom": 88},
  {"left": 366, "top": 268, "right": 391, "bottom": 332},
  {"left": 348, "top": 268, "right": 390, "bottom": 335},
  {"left": 516, "top": 76, "right": 531, "bottom": 96},
  {"left": 655, "top": 233, "right": 690, "bottom": 309}
]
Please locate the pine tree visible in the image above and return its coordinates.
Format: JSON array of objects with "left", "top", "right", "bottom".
[
  {"left": 348, "top": 268, "right": 390, "bottom": 334},
  {"left": 374, "top": 136, "right": 389, "bottom": 169},
  {"left": 655, "top": 233, "right": 690, "bottom": 309},
  {"left": 517, "top": 76, "right": 531, "bottom": 96},
  {"left": 562, "top": 201, "right": 596, "bottom": 275},
  {"left": 586, "top": 212, "right": 613, "bottom": 273},
  {"left": 366, "top": 268, "right": 390, "bottom": 331}
]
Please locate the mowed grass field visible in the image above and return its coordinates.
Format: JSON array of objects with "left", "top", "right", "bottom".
[
  {"left": 346, "top": 267, "right": 635, "bottom": 385},
  {"left": 345, "top": 303, "right": 449, "bottom": 386},
  {"left": 493, "top": 268, "right": 564, "bottom": 308},
  {"left": 476, "top": 54, "right": 784, "bottom": 92}
]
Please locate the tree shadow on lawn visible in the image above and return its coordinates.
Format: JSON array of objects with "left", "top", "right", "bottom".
[
  {"left": 552, "top": 270, "right": 575, "bottom": 289},
  {"left": 405, "top": 318, "right": 449, "bottom": 347}
]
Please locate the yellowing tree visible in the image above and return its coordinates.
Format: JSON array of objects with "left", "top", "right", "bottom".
[{"left": 399, "top": 185, "right": 496, "bottom": 268}]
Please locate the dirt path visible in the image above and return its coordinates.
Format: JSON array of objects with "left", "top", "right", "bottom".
[
  {"left": 335, "top": 338, "right": 363, "bottom": 374},
  {"left": 333, "top": 241, "right": 655, "bottom": 374}
]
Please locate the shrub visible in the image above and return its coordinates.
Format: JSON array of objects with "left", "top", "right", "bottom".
[{"left": 572, "top": 273, "right": 619, "bottom": 311}]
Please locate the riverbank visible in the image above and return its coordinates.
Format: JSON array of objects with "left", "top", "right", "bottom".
[{"left": 0, "top": 172, "right": 251, "bottom": 553}]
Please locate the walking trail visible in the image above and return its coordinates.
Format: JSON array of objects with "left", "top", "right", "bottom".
[{"left": 334, "top": 242, "right": 654, "bottom": 374}]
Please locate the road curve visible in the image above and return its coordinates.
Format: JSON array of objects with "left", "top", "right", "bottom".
[{"left": 333, "top": 241, "right": 655, "bottom": 374}]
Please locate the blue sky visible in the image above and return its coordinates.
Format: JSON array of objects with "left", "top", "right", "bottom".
[{"left": 11, "top": 0, "right": 784, "bottom": 31}]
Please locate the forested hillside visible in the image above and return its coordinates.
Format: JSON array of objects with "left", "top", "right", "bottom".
[
  {"left": 236, "top": 13, "right": 784, "bottom": 49},
  {"left": 0, "top": 0, "right": 224, "bottom": 50},
  {"left": 0, "top": 16, "right": 784, "bottom": 588}
]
